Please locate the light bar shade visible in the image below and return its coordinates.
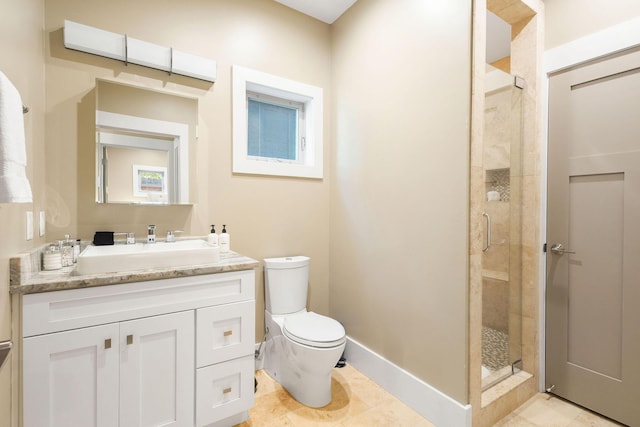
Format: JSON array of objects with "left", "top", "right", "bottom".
[
  {"left": 64, "top": 20, "right": 125, "bottom": 61},
  {"left": 127, "top": 37, "right": 171, "bottom": 72},
  {"left": 63, "top": 20, "right": 216, "bottom": 82},
  {"left": 172, "top": 50, "right": 217, "bottom": 82}
]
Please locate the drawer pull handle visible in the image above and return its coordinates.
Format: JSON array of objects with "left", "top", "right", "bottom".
[
  {"left": 223, "top": 330, "right": 233, "bottom": 337},
  {"left": 127, "top": 335, "right": 133, "bottom": 345},
  {"left": 105, "top": 338, "right": 112, "bottom": 349},
  {"left": 223, "top": 387, "right": 232, "bottom": 394}
]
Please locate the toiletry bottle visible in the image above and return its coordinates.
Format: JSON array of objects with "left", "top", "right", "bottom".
[
  {"left": 220, "top": 225, "right": 230, "bottom": 253},
  {"left": 73, "top": 238, "right": 81, "bottom": 263},
  {"left": 61, "top": 235, "right": 74, "bottom": 267},
  {"left": 207, "top": 225, "right": 219, "bottom": 245}
]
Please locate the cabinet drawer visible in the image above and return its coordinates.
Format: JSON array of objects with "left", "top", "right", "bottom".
[
  {"left": 196, "top": 355, "right": 254, "bottom": 427},
  {"left": 23, "top": 270, "right": 255, "bottom": 337},
  {"left": 196, "top": 301, "right": 255, "bottom": 368}
]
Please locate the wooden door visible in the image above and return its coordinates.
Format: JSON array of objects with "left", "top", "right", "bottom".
[{"left": 546, "top": 47, "right": 640, "bottom": 426}]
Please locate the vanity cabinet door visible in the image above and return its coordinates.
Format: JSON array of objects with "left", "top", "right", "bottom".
[
  {"left": 119, "top": 310, "right": 195, "bottom": 427},
  {"left": 23, "top": 323, "right": 120, "bottom": 427}
]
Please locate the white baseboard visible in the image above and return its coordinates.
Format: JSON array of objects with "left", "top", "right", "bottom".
[{"left": 344, "top": 336, "right": 472, "bottom": 427}]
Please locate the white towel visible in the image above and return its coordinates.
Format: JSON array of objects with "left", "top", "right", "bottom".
[{"left": 0, "top": 70, "right": 33, "bottom": 203}]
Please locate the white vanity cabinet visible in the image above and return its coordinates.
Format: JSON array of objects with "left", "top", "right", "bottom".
[
  {"left": 21, "top": 270, "right": 255, "bottom": 427},
  {"left": 23, "top": 311, "right": 194, "bottom": 427}
]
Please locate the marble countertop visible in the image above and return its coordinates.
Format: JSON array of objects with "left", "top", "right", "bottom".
[{"left": 10, "top": 247, "right": 259, "bottom": 295}]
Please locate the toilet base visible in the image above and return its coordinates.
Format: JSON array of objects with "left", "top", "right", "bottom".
[
  {"left": 264, "top": 311, "right": 346, "bottom": 408},
  {"left": 265, "top": 362, "right": 334, "bottom": 407},
  {"left": 281, "top": 365, "right": 334, "bottom": 408}
]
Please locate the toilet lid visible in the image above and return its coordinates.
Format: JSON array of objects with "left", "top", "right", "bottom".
[{"left": 283, "top": 312, "right": 346, "bottom": 348}]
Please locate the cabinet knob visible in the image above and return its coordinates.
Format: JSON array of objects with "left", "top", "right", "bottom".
[
  {"left": 126, "top": 335, "right": 133, "bottom": 345},
  {"left": 104, "top": 338, "right": 112, "bottom": 349},
  {"left": 223, "top": 330, "right": 233, "bottom": 337}
]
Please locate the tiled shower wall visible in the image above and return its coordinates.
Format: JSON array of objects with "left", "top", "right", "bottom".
[{"left": 470, "top": 0, "right": 544, "bottom": 426}]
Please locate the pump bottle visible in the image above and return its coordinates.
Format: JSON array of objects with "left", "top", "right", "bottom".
[
  {"left": 207, "top": 225, "right": 219, "bottom": 245},
  {"left": 220, "top": 225, "right": 230, "bottom": 253}
]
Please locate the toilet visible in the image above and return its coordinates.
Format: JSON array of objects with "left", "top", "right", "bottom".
[{"left": 263, "top": 256, "right": 346, "bottom": 408}]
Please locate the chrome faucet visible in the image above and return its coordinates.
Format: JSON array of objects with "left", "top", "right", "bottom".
[
  {"left": 147, "top": 225, "right": 156, "bottom": 243},
  {"left": 166, "top": 230, "right": 183, "bottom": 243}
]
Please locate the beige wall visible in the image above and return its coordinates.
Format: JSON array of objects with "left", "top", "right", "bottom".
[
  {"left": 0, "top": 0, "right": 46, "bottom": 424},
  {"left": 44, "top": 0, "right": 333, "bottom": 344},
  {"left": 331, "top": 0, "right": 472, "bottom": 404},
  {"left": 545, "top": 0, "right": 640, "bottom": 49}
]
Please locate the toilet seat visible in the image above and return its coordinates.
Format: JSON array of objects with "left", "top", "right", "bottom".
[{"left": 283, "top": 312, "right": 345, "bottom": 348}]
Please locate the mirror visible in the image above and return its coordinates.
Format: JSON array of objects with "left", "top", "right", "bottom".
[{"left": 95, "top": 80, "right": 197, "bottom": 205}]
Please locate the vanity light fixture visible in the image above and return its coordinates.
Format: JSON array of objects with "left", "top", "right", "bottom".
[{"left": 63, "top": 20, "right": 216, "bottom": 82}]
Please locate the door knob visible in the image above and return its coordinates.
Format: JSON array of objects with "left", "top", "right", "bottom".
[{"left": 550, "top": 243, "right": 576, "bottom": 255}]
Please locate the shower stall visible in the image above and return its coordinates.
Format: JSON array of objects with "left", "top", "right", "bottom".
[{"left": 480, "top": 65, "right": 524, "bottom": 390}]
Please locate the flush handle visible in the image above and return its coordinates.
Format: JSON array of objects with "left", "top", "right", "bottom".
[
  {"left": 126, "top": 335, "right": 134, "bottom": 345},
  {"left": 104, "top": 338, "right": 112, "bottom": 349},
  {"left": 223, "top": 330, "right": 233, "bottom": 337},
  {"left": 223, "top": 387, "right": 232, "bottom": 394}
]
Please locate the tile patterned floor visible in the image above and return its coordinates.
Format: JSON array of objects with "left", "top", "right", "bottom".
[
  {"left": 236, "top": 365, "right": 434, "bottom": 427},
  {"left": 237, "top": 366, "right": 625, "bottom": 427},
  {"left": 482, "top": 326, "right": 509, "bottom": 371},
  {"left": 494, "top": 393, "right": 625, "bottom": 427}
]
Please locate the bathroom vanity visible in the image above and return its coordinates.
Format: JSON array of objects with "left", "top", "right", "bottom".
[{"left": 10, "top": 248, "right": 258, "bottom": 427}]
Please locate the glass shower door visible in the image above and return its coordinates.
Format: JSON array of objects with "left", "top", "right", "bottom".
[{"left": 481, "top": 66, "right": 524, "bottom": 390}]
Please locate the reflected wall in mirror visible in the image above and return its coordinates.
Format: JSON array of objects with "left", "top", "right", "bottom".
[{"left": 95, "top": 80, "right": 198, "bottom": 205}]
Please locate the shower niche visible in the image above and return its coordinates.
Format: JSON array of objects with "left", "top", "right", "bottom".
[{"left": 481, "top": 65, "right": 524, "bottom": 390}]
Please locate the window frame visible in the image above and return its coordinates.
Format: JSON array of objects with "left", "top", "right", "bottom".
[{"left": 232, "top": 65, "right": 323, "bottom": 179}]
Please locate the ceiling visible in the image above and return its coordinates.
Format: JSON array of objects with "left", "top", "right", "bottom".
[
  {"left": 273, "top": 1, "right": 511, "bottom": 64},
  {"left": 273, "top": 0, "right": 358, "bottom": 24}
]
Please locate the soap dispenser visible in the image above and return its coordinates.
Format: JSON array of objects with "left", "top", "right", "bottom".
[
  {"left": 220, "top": 225, "right": 230, "bottom": 253},
  {"left": 207, "top": 225, "right": 219, "bottom": 245}
]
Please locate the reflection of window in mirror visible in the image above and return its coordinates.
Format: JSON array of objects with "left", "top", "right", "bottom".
[
  {"left": 486, "top": 11, "right": 511, "bottom": 73},
  {"left": 95, "top": 80, "right": 197, "bottom": 205},
  {"left": 133, "top": 165, "right": 168, "bottom": 203}
]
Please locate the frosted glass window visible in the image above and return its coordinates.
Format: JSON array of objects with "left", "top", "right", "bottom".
[{"left": 248, "top": 98, "right": 299, "bottom": 161}]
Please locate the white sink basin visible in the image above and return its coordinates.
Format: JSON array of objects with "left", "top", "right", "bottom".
[{"left": 76, "top": 240, "right": 220, "bottom": 275}]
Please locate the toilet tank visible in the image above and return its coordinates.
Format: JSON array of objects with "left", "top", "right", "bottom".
[{"left": 264, "top": 256, "right": 309, "bottom": 315}]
